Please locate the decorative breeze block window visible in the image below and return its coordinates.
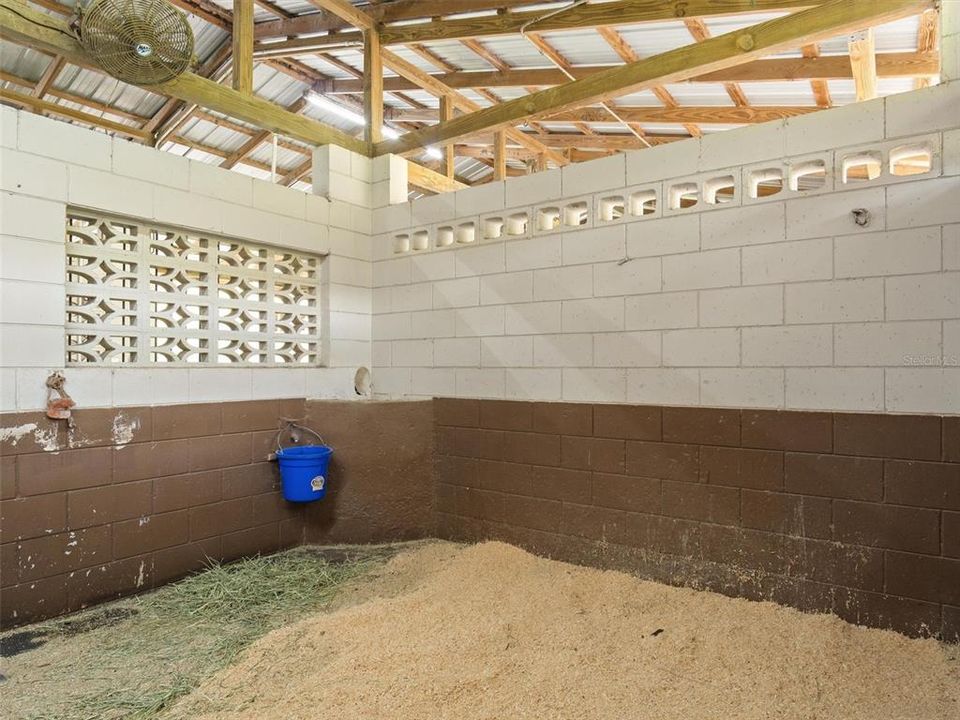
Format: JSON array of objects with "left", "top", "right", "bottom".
[{"left": 65, "top": 209, "right": 323, "bottom": 366}]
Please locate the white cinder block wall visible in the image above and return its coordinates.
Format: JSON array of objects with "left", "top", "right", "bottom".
[
  {"left": 370, "top": 81, "right": 960, "bottom": 414},
  {"left": 0, "top": 108, "right": 374, "bottom": 411}
]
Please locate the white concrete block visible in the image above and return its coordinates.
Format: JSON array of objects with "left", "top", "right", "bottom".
[
  {"left": 594, "top": 331, "right": 660, "bottom": 367},
  {"left": 786, "top": 368, "right": 883, "bottom": 412},
  {"left": 944, "top": 129, "right": 960, "bottom": 177},
  {"left": 505, "top": 301, "right": 562, "bottom": 336},
  {"left": 742, "top": 325, "right": 833, "bottom": 366},
  {"left": 505, "top": 234, "right": 562, "bottom": 271},
  {"left": 785, "top": 97, "right": 884, "bottom": 156},
  {"left": 373, "top": 257, "right": 412, "bottom": 287},
  {"left": 0, "top": 193, "right": 64, "bottom": 243},
  {"left": 391, "top": 339, "right": 434, "bottom": 367},
  {"left": 220, "top": 204, "right": 280, "bottom": 245},
  {"left": 561, "top": 224, "right": 625, "bottom": 266},
  {"left": 18, "top": 113, "right": 112, "bottom": 170},
  {"left": 456, "top": 368, "right": 505, "bottom": 398},
  {"left": 944, "top": 319, "right": 960, "bottom": 365},
  {"left": 534, "top": 334, "right": 593, "bottom": 368},
  {"left": 373, "top": 367, "right": 412, "bottom": 397},
  {"left": 252, "top": 179, "right": 307, "bottom": 219},
  {"left": 785, "top": 278, "right": 883, "bottom": 323},
  {"left": 305, "top": 194, "right": 330, "bottom": 225},
  {"left": 561, "top": 368, "right": 626, "bottom": 403},
  {"left": 372, "top": 202, "right": 411, "bottom": 234},
  {"left": 662, "top": 248, "right": 740, "bottom": 291},
  {"left": 390, "top": 283, "right": 432, "bottom": 312},
  {"left": 306, "top": 367, "right": 360, "bottom": 399},
  {"left": 481, "top": 336, "right": 533, "bottom": 367},
  {"left": 190, "top": 159, "right": 253, "bottom": 206},
  {"left": 0, "top": 325, "right": 61, "bottom": 366},
  {"left": 0, "top": 106, "right": 17, "bottom": 149},
  {"left": 433, "top": 276, "right": 480, "bottom": 308},
  {"left": 411, "top": 250, "right": 456, "bottom": 282},
  {"left": 507, "top": 168, "right": 561, "bottom": 206},
  {"left": 456, "top": 306, "right": 505, "bottom": 337},
  {"left": 699, "top": 285, "right": 783, "bottom": 327},
  {"left": 14, "top": 367, "right": 55, "bottom": 410},
  {"left": 329, "top": 283, "right": 373, "bottom": 315},
  {"left": 114, "top": 369, "right": 189, "bottom": 407},
  {"left": 626, "top": 214, "right": 699, "bottom": 258},
  {"left": 350, "top": 153, "right": 372, "bottom": 183},
  {"left": 562, "top": 297, "right": 624, "bottom": 333},
  {"left": 625, "top": 291, "right": 698, "bottom": 330},
  {"left": 0, "top": 148, "right": 68, "bottom": 201},
  {"left": 626, "top": 138, "right": 700, "bottom": 185},
  {"left": 327, "top": 339, "right": 371, "bottom": 368},
  {"left": 533, "top": 265, "right": 593, "bottom": 301},
  {"left": 153, "top": 186, "right": 221, "bottom": 233},
  {"left": 435, "top": 338, "right": 481, "bottom": 367},
  {"left": 742, "top": 237, "right": 833, "bottom": 285},
  {"left": 250, "top": 368, "right": 306, "bottom": 400},
  {"left": 0, "top": 236, "right": 63, "bottom": 283},
  {"left": 701, "top": 368, "right": 784, "bottom": 409},
  {"left": 0, "top": 280, "right": 61, "bottom": 325},
  {"left": 410, "top": 309, "right": 456, "bottom": 339},
  {"left": 372, "top": 312, "right": 411, "bottom": 341},
  {"left": 371, "top": 153, "right": 405, "bottom": 183},
  {"left": 885, "top": 272, "right": 960, "bottom": 320},
  {"left": 480, "top": 272, "right": 533, "bottom": 305},
  {"left": 411, "top": 192, "right": 457, "bottom": 225},
  {"left": 885, "top": 82, "right": 960, "bottom": 137},
  {"left": 505, "top": 368, "right": 562, "bottom": 401},
  {"left": 455, "top": 243, "right": 506, "bottom": 277},
  {"left": 834, "top": 227, "right": 942, "bottom": 278},
  {"left": 0, "top": 368, "right": 16, "bottom": 411},
  {"left": 887, "top": 175, "right": 960, "bottom": 230},
  {"left": 627, "top": 368, "right": 700, "bottom": 406},
  {"left": 662, "top": 328, "right": 739, "bottom": 367},
  {"left": 410, "top": 368, "right": 457, "bottom": 397},
  {"left": 594, "top": 257, "right": 660, "bottom": 297},
  {"left": 455, "top": 182, "right": 504, "bottom": 215},
  {"left": 885, "top": 368, "right": 960, "bottom": 414},
  {"left": 373, "top": 340, "right": 391, "bottom": 367},
  {"left": 700, "top": 202, "right": 786, "bottom": 250},
  {"left": 785, "top": 186, "right": 886, "bottom": 241},
  {"left": 329, "top": 256, "right": 373, "bottom": 288},
  {"left": 68, "top": 165, "right": 153, "bottom": 219},
  {"left": 329, "top": 311, "right": 372, "bottom": 341},
  {"left": 834, "top": 321, "right": 941, "bottom": 366},
  {"left": 188, "top": 368, "right": 253, "bottom": 403},
  {"left": 700, "top": 120, "right": 786, "bottom": 171},
  {"left": 562, "top": 153, "right": 626, "bottom": 195},
  {"left": 946, "top": 225, "right": 960, "bottom": 271},
  {"left": 50, "top": 368, "right": 113, "bottom": 408},
  {"left": 112, "top": 139, "right": 189, "bottom": 189}
]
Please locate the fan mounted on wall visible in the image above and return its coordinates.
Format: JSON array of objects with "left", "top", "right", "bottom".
[{"left": 77, "top": 0, "right": 195, "bottom": 85}]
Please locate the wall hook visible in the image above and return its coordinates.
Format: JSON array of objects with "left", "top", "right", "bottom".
[{"left": 851, "top": 208, "right": 871, "bottom": 227}]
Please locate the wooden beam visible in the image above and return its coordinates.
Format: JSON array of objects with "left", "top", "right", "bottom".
[
  {"left": 684, "top": 19, "right": 751, "bottom": 107},
  {"left": 363, "top": 30, "right": 383, "bottom": 143},
  {"left": 319, "top": 52, "right": 939, "bottom": 93},
  {"left": 0, "top": 0, "right": 371, "bottom": 155},
  {"left": 373, "top": 0, "right": 931, "bottom": 156},
  {"left": 0, "top": 87, "right": 151, "bottom": 141},
  {"left": 220, "top": 98, "right": 307, "bottom": 169},
  {"left": 458, "top": 133, "right": 687, "bottom": 150},
  {"left": 305, "top": 0, "right": 375, "bottom": 30},
  {"left": 492, "top": 130, "right": 507, "bottom": 180},
  {"left": 32, "top": 55, "right": 65, "bottom": 98},
  {"left": 232, "top": 0, "right": 254, "bottom": 93},
  {"left": 407, "top": 161, "right": 468, "bottom": 194},
  {"left": 849, "top": 28, "right": 879, "bottom": 101},
  {"left": 439, "top": 96, "right": 455, "bottom": 178},
  {"left": 915, "top": 8, "right": 939, "bottom": 88},
  {"left": 803, "top": 44, "right": 833, "bottom": 107},
  {"left": 394, "top": 104, "right": 819, "bottom": 125}
]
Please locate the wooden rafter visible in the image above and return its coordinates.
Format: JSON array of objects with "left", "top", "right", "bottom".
[
  {"left": 684, "top": 19, "right": 751, "bottom": 107},
  {"left": 802, "top": 44, "right": 833, "bottom": 108},
  {"left": 439, "top": 96, "right": 455, "bottom": 178},
  {"left": 232, "top": 0, "right": 254, "bottom": 94},
  {"left": 220, "top": 98, "right": 308, "bottom": 169},
  {"left": 915, "top": 8, "right": 939, "bottom": 88},
  {"left": 372, "top": 0, "right": 932, "bottom": 156},
  {"left": 363, "top": 29, "right": 383, "bottom": 143},
  {"left": 32, "top": 55, "right": 65, "bottom": 98},
  {"left": 0, "top": 0, "right": 370, "bottom": 155},
  {"left": 849, "top": 28, "right": 879, "bottom": 101},
  {"left": 317, "top": 52, "right": 939, "bottom": 93}
]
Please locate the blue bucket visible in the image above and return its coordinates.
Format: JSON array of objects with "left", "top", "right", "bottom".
[{"left": 276, "top": 445, "right": 333, "bottom": 502}]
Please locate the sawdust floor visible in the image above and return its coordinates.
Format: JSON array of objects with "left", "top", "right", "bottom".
[{"left": 169, "top": 541, "right": 960, "bottom": 720}]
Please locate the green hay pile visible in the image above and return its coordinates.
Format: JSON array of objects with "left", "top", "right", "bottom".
[{"left": 1, "top": 546, "right": 392, "bottom": 720}]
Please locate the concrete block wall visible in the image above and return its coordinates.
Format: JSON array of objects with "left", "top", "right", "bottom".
[
  {"left": 370, "top": 82, "right": 960, "bottom": 415},
  {"left": 0, "top": 108, "right": 374, "bottom": 412}
]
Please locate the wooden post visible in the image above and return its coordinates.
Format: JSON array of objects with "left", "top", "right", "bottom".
[
  {"left": 493, "top": 130, "right": 507, "bottom": 180},
  {"left": 439, "top": 96, "right": 455, "bottom": 177},
  {"left": 364, "top": 30, "right": 384, "bottom": 143},
  {"left": 232, "top": 0, "right": 254, "bottom": 94},
  {"left": 849, "top": 28, "right": 878, "bottom": 101}
]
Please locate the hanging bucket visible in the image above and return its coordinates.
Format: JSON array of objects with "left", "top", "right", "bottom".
[{"left": 274, "top": 424, "right": 332, "bottom": 503}]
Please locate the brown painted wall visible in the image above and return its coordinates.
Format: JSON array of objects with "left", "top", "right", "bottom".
[
  {"left": 0, "top": 399, "right": 435, "bottom": 628},
  {"left": 433, "top": 399, "right": 960, "bottom": 641}
]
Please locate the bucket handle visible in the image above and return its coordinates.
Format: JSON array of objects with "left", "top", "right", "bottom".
[{"left": 274, "top": 419, "right": 326, "bottom": 456}]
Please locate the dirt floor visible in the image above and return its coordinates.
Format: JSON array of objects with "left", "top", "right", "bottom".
[
  {"left": 3, "top": 541, "right": 959, "bottom": 719},
  {"left": 171, "top": 541, "right": 958, "bottom": 720}
]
